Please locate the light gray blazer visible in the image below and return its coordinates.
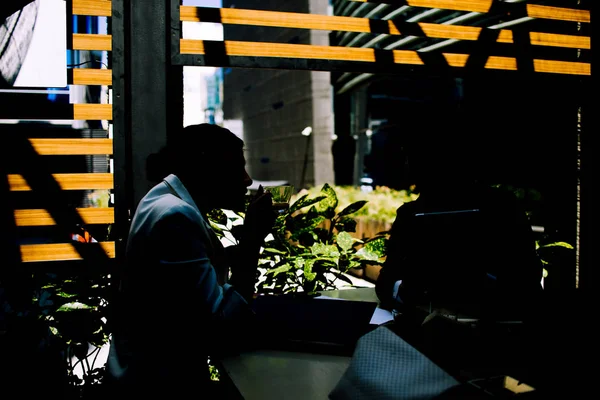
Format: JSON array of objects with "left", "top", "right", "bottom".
[{"left": 107, "top": 174, "right": 249, "bottom": 386}]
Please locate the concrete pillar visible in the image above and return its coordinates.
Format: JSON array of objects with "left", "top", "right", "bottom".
[
  {"left": 129, "top": 0, "right": 183, "bottom": 208},
  {"left": 309, "top": 0, "right": 334, "bottom": 188}
]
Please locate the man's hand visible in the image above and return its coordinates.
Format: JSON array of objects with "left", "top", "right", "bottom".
[
  {"left": 242, "top": 185, "right": 277, "bottom": 246},
  {"left": 229, "top": 186, "right": 277, "bottom": 301}
]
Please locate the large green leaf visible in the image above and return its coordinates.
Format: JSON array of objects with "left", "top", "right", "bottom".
[
  {"left": 262, "top": 247, "right": 288, "bottom": 256},
  {"left": 336, "top": 232, "right": 354, "bottom": 252},
  {"left": 338, "top": 201, "right": 367, "bottom": 217},
  {"left": 206, "top": 209, "right": 228, "bottom": 226},
  {"left": 362, "top": 237, "right": 388, "bottom": 257},
  {"left": 56, "top": 302, "right": 94, "bottom": 312},
  {"left": 311, "top": 243, "right": 340, "bottom": 258},
  {"left": 288, "top": 212, "right": 326, "bottom": 242},
  {"left": 266, "top": 264, "right": 293, "bottom": 277},
  {"left": 289, "top": 194, "right": 327, "bottom": 214},
  {"left": 302, "top": 259, "right": 316, "bottom": 282},
  {"left": 355, "top": 248, "right": 380, "bottom": 261},
  {"left": 334, "top": 217, "right": 357, "bottom": 233},
  {"left": 209, "top": 222, "right": 225, "bottom": 237},
  {"left": 56, "top": 292, "right": 78, "bottom": 299},
  {"left": 539, "top": 241, "right": 574, "bottom": 250},
  {"left": 315, "top": 183, "right": 338, "bottom": 218}
]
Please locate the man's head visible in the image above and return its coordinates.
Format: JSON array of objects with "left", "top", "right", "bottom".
[
  {"left": 148, "top": 123, "right": 252, "bottom": 212},
  {"left": 404, "top": 106, "right": 476, "bottom": 191}
]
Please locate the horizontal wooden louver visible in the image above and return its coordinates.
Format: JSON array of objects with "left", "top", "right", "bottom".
[
  {"left": 72, "top": 0, "right": 112, "bottom": 17},
  {"left": 181, "top": 7, "right": 590, "bottom": 50},
  {"left": 8, "top": 0, "right": 115, "bottom": 266},
  {"left": 15, "top": 208, "right": 115, "bottom": 226},
  {"left": 73, "top": 104, "right": 113, "bottom": 120},
  {"left": 8, "top": 173, "right": 114, "bottom": 191},
  {"left": 72, "top": 33, "right": 112, "bottom": 51},
  {"left": 348, "top": 0, "right": 590, "bottom": 23},
  {"left": 20, "top": 242, "right": 116, "bottom": 262},
  {"left": 28, "top": 139, "right": 113, "bottom": 155},
  {"left": 180, "top": 39, "right": 590, "bottom": 76}
]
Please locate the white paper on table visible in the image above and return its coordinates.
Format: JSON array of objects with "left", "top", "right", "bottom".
[
  {"left": 369, "top": 307, "right": 394, "bottom": 325},
  {"left": 315, "top": 296, "right": 393, "bottom": 324},
  {"left": 313, "top": 295, "right": 347, "bottom": 300}
]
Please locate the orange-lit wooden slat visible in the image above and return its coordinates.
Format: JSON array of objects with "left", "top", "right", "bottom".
[
  {"left": 15, "top": 208, "right": 115, "bottom": 226},
  {"left": 8, "top": 173, "right": 114, "bottom": 191},
  {"left": 73, "top": 104, "right": 113, "bottom": 120},
  {"left": 20, "top": 242, "right": 116, "bottom": 262},
  {"left": 181, "top": 39, "right": 591, "bottom": 76},
  {"left": 72, "top": 0, "right": 111, "bottom": 17},
  {"left": 181, "top": 6, "right": 374, "bottom": 32},
  {"left": 70, "top": 69, "right": 112, "bottom": 86},
  {"left": 350, "top": 1, "right": 590, "bottom": 23},
  {"left": 28, "top": 139, "right": 113, "bottom": 155},
  {"left": 182, "top": 39, "right": 378, "bottom": 62},
  {"left": 527, "top": 4, "right": 590, "bottom": 23},
  {"left": 421, "top": 24, "right": 589, "bottom": 50},
  {"left": 181, "top": 7, "right": 590, "bottom": 50},
  {"left": 72, "top": 33, "right": 112, "bottom": 51},
  {"left": 496, "top": 30, "right": 590, "bottom": 50},
  {"left": 437, "top": 53, "right": 591, "bottom": 76}
]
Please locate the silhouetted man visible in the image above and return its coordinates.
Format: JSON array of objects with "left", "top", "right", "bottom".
[
  {"left": 106, "top": 124, "right": 276, "bottom": 398},
  {"left": 376, "top": 110, "right": 542, "bottom": 320}
]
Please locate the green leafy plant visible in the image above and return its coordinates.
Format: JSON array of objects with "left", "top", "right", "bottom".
[
  {"left": 208, "top": 184, "right": 388, "bottom": 296},
  {"left": 294, "top": 185, "right": 417, "bottom": 223},
  {"left": 33, "top": 271, "right": 111, "bottom": 394},
  {"left": 536, "top": 240, "right": 575, "bottom": 284}
]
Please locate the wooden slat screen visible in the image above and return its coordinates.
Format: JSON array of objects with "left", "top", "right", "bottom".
[
  {"left": 73, "top": 33, "right": 112, "bottom": 51},
  {"left": 180, "top": 39, "right": 590, "bottom": 76},
  {"left": 70, "top": 1, "right": 112, "bottom": 122},
  {"left": 10, "top": 0, "right": 115, "bottom": 263},
  {"left": 179, "top": 3, "right": 591, "bottom": 76},
  {"left": 28, "top": 139, "right": 113, "bottom": 155},
  {"left": 349, "top": 0, "right": 590, "bottom": 23},
  {"left": 73, "top": 104, "right": 113, "bottom": 121},
  {"left": 9, "top": 173, "right": 114, "bottom": 191},
  {"left": 70, "top": 69, "right": 112, "bottom": 86},
  {"left": 15, "top": 208, "right": 115, "bottom": 226},
  {"left": 20, "top": 242, "right": 116, "bottom": 262},
  {"left": 72, "top": 0, "right": 112, "bottom": 17},
  {"left": 181, "top": 6, "right": 590, "bottom": 50}
]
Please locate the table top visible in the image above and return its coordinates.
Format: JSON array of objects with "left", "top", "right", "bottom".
[
  {"left": 220, "top": 349, "right": 351, "bottom": 400},
  {"left": 217, "top": 288, "right": 384, "bottom": 399},
  {"left": 316, "top": 287, "right": 380, "bottom": 303}
]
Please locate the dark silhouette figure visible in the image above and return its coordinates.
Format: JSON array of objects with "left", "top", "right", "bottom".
[
  {"left": 106, "top": 124, "right": 276, "bottom": 398},
  {"left": 332, "top": 134, "right": 356, "bottom": 186},
  {"left": 375, "top": 109, "right": 542, "bottom": 320},
  {"left": 364, "top": 121, "right": 409, "bottom": 190}
]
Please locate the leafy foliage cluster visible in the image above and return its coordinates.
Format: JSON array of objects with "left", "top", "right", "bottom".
[{"left": 208, "top": 184, "right": 389, "bottom": 295}]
